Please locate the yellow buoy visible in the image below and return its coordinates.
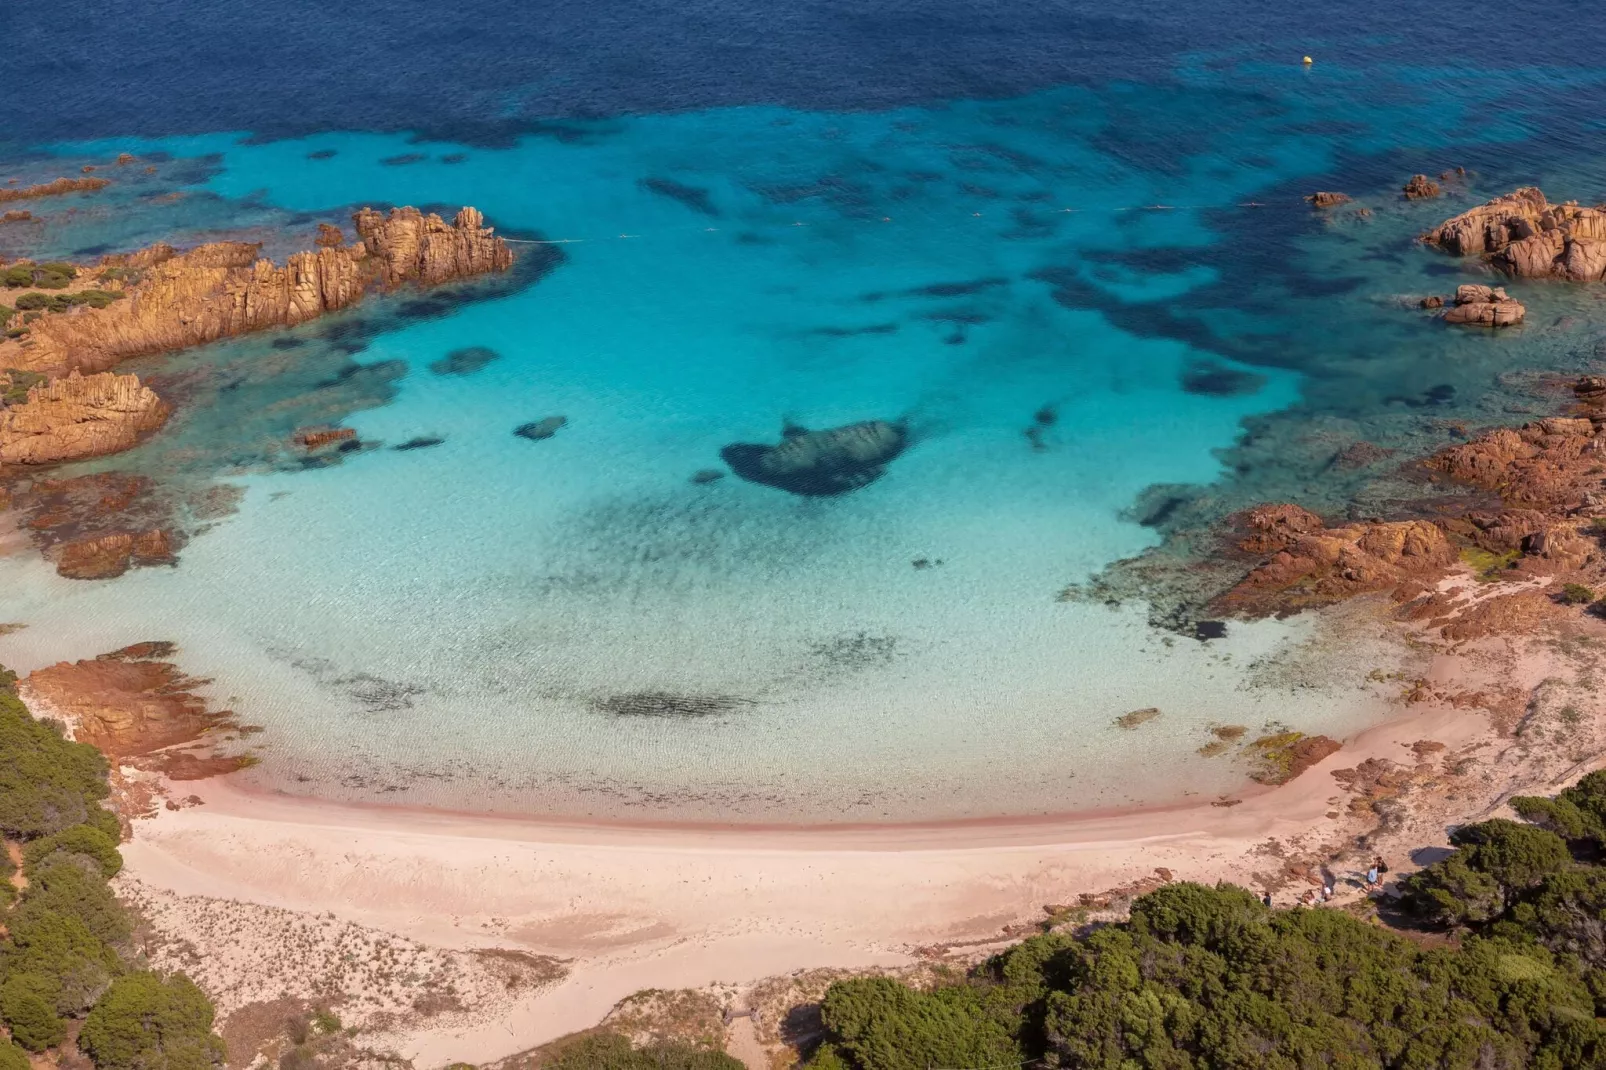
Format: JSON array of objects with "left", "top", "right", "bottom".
[{"left": 1302, "top": 55, "right": 1314, "bottom": 65}]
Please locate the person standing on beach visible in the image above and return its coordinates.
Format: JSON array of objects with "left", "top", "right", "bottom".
[{"left": 1366, "top": 864, "right": 1380, "bottom": 889}]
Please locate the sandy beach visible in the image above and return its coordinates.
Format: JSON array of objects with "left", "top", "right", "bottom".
[{"left": 108, "top": 601, "right": 1589, "bottom": 1066}]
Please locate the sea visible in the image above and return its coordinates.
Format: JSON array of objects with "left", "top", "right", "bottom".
[{"left": 2, "top": 0, "right": 1605, "bottom": 821}]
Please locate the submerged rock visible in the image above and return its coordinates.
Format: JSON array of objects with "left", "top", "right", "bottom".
[
  {"left": 690, "top": 468, "right": 725, "bottom": 484},
  {"left": 393, "top": 435, "right": 445, "bottom": 451},
  {"left": 515, "top": 416, "right": 567, "bottom": 441},
  {"left": 1114, "top": 707, "right": 1161, "bottom": 730},
  {"left": 54, "top": 529, "right": 174, "bottom": 580},
  {"left": 429, "top": 345, "right": 500, "bottom": 376},
  {"left": 721, "top": 419, "right": 908, "bottom": 496}
]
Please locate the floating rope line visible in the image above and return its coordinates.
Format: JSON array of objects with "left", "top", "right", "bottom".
[{"left": 498, "top": 195, "right": 1294, "bottom": 246}]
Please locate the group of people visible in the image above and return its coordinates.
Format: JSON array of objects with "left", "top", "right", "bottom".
[{"left": 1280, "top": 857, "right": 1390, "bottom": 907}]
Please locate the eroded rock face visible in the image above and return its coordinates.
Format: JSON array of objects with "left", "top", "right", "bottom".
[
  {"left": 721, "top": 420, "right": 907, "bottom": 496},
  {"left": 10, "top": 206, "right": 514, "bottom": 377},
  {"left": 0, "top": 176, "right": 110, "bottom": 203},
  {"left": 1428, "top": 414, "right": 1605, "bottom": 510},
  {"left": 1442, "top": 284, "right": 1525, "bottom": 327},
  {"left": 54, "top": 529, "right": 174, "bottom": 579},
  {"left": 0, "top": 370, "right": 168, "bottom": 464},
  {"left": 25, "top": 648, "right": 246, "bottom": 778},
  {"left": 1211, "top": 505, "right": 1458, "bottom": 617},
  {"left": 1422, "top": 187, "right": 1606, "bottom": 281}
]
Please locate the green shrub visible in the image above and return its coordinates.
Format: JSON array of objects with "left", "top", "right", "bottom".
[
  {"left": 1560, "top": 583, "right": 1597, "bottom": 605},
  {"left": 0, "top": 1040, "right": 30, "bottom": 1070},
  {"left": 13, "top": 292, "right": 51, "bottom": 311},
  {"left": 15, "top": 858, "right": 131, "bottom": 946},
  {"left": 80, "top": 973, "right": 227, "bottom": 1070},
  {"left": 33, "top": 272, "right": 70, "bottom": 290},
  {"left": 819, "top": 977, "right": 1022, "bottom": 1070},
  {"left": 39, "top": 262, "right": 77, "bottom": 279},
  {"left": 0, "top": 688, "right": 110, "bottom": 838},
  {"left": 5, "top": 327, "right": 27, "bottom": 338},
  {"left": 25, "top": 824, "right": 124, "bottom": 878},
  {"left": 1, "top": 267, "right": 33, "bottom": 288},
  {"left": 0, "top": 973, "right": 67, "bottom": 1051},
  {"left": 5, "top": 911, "right": 119, "bottom": 1013},
  {"left": 545, "top": 1033, "right": 743, "bottom": 1070}
]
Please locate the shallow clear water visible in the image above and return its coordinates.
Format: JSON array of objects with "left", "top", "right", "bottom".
[{"left": 3, "top": 40, "right": 1606, "bottom": 819}]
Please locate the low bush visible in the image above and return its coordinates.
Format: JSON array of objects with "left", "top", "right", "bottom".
[
  {"left": 1560, "top": 583, "right": 1596, "bottom": 605},
  {"left": 79, "top": 973, "right": 226, "bottom": 1070},
  {"left": 0, "top": 688, "right": 110, "bottom": 839},
  {"left": 24, "top": 823, "right": 124, "bottom": 878},
  {"left": 0, "top": 973, "right": 67, "bottom": 1051}
]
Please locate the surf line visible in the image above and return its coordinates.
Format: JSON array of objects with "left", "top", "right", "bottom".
[{"left": 498, "top": 196, "right": 1299, "bottom": 245}]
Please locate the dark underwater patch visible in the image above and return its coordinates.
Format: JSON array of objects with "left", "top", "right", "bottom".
[
  {"left": 379, "top": 153, "right": 428, "bottom": 166},
  {"left": 641, "top": 177, "right": 720, "bottom": 217},
  {"left": 393, "top": 436, "right": 445, "bottom": 451},
  {"left": 1180, "top": 360, "right": 1267, "bottom": 397},
  {"left": 808, "top": 323, "right": 899, "bottom": 338},
  {"left": 721, "top": 419, "right": 907, "bottom": 496},
  {"left": 306, "top": 149, "right": 337, "bottom": 160},
  {"left": 270, "top": 337, "right": 307, "bottom": 350},
  {"left": 429, "top": 346, "right": 501, "bottom": 376},
  {"left": 594, "top": 692, "right": 752, "bottom": 718}
]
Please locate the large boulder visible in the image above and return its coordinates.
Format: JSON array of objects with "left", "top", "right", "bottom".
[
  {"left": 1442, "top": 284, "right": 1525, "bottom": 327},
  {"left": 0, "top": 370, "right": 168, "bottom": 464},
  {"left": 1422, "top": 187, "right": 1606, "bottom": 281}
]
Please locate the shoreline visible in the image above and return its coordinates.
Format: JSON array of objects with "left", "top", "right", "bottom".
[{"left": 112, "top": 630, "right": 1531, "bottom": 1065}]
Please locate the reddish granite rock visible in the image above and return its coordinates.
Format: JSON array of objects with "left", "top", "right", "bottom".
[
  {"left": 1422, "top": 187, "right": 1606, "bottom": 281},
  {"left": 0, "top": 370, "right": 168, "bottom": 464},
  {"left": 1305, "top": 191, "right": 1351, "bottom": 208},
  {"left": 25, "top": 653, "right": 247, "bottom": 778},
  {"left": 1428, "top": 414, "right": 1603, "bottom": 510},
  {"left": 1442, "top": 284, "right": 1525, "bottom": 327},
  {"left": 6, "top": 205, "right": 514, "bottom": 377},
  {"left": 295, "top": 426, "right": 357, "bottom": 449},
  {"left": 1403, "top": 174, "right": 1441, "bottom": 200},
  {"left": 1419, "top": 295, "right": 1444, "bottom": 309},
  {"left": 53, "top": 530, "right": 173, "bottom": 579},
  {"left": 1213, "top": 506, "right": 1458, "bottom": 617},
  {"left": 0, "top": 176, "right": 110, "bottom": 204}
]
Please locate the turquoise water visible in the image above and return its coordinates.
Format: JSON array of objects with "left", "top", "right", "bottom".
[{"left": 3, "top": 65, "right": 1605, "bottom": 819}]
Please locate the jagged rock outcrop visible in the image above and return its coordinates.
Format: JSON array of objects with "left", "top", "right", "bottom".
[
  {"left": 1403, "top": 174, "right": 1441, "bottom": 200},
  {"left": 0, "top": 370, "right": 168, "bottom": 464},
  {"left": 0, "top": 176, "right": 110, "bottom": 203},
  {"left": 1427, "top": 414, "right": 1604, "bottom": 510},
  {"left": 1442, "top": 284, "right": 1525, "bottom": 327},
  {"left": 1422, "top": 187, "right": 1606, "bottom": 281},
  {"left": 1305, "top": 192, "right": 1351, "bottom": 208},
  {"left": 721, "top": 419, "right": 908, "bottom": 496},
  {"left": 1211, "top": 504, "right": 1459, "bottom": 616},
  {"left": 10, "top": 206, "right": 514, "bottom": 376},
  {"left": 25, "top": 647, "right": 246, "bottom": 778}
]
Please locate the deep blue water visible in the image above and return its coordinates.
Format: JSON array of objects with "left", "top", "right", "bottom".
[
  {"left": 4, "top": 3, "right": 1606, "bottom": 821},
  {"left": 9, "top": 0, "right": 1606, "bottom": 147}
]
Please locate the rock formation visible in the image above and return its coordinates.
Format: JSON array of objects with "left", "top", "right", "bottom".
[
  {"left": 24, "top": 646, "right": 247, "bottom": 778},
  {"left": 721, "top": 419, "right": 908, "bottom": 496},
  {"left": 0, "top": 176, "right": 110, "bottom": 203},
  {"left": 1211, "top": 504, "right": 1459, "bottom": 617},
  {"left": 7, "top": 206, "right": 514, "bottom": 377},
  {"left": 1422, "top": 187, "right": 1606, "bottom": 281},
  {"left": 54, "top": 530, "right": 175, "bottom": 580},
  {"left": 1442, "top": 284, "right": 1525, "bottom": 327},
  {"left": 1403, "top": 174, "right": 1441, "bottom": 200},
  {"left": 1305, "top": 192, "right": 1351, "bottom": 208},
  {"left": 0, "top": 370, "right": 168, "bottom": 464},
  {"left": 1427, "top": 413, "right": 1605, "bottom": 511}
]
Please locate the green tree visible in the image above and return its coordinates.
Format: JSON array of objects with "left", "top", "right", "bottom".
[
  {"left": 0, "top": 1041, "right": 30, "bottom": 1070},
  {"left": 24, "top": 823, "right": 124, "bottom": 878},
  {"left": 3, "top": 911, "right": 120, "bottom": 1013},
  {"left": 0, "top": 689, "right": 110, "bottom": 839},
  {"left": 0, "top": 973, "right": 68, "bottom": 1051},
  {"left": 820, "top": 977, "right": 1023, "bottom": 1070},
  {"left": 80, "top": 973, "right": 225, "bottom": 1070},
  {"left": 1402, "top": 820, "right": 1570, "bottom": 927},
  {"left": 545, "top": 1032, "right": 743, "bottom": 1070},
  {"left": 15, "top": 858, "right": 132, "bottom": 946}
]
